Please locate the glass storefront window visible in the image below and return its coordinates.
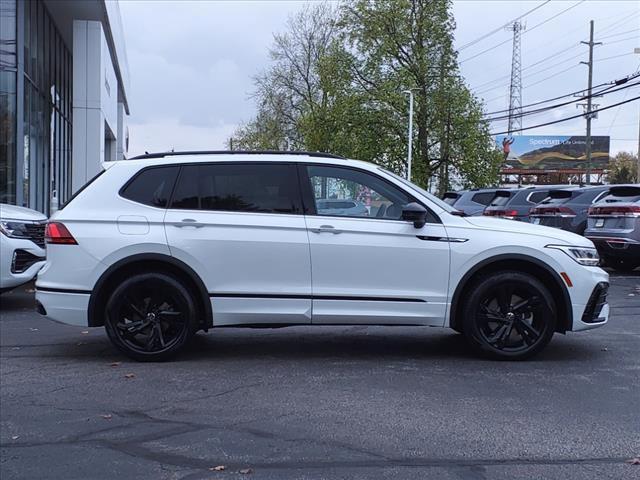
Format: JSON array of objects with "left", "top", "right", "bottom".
[{"left": 0, "top": 0, "right": 17, "bottom": 203}]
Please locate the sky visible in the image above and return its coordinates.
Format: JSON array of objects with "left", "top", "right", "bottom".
[{"left": 119, "top": 0, "right": 640, "bottom": 158}]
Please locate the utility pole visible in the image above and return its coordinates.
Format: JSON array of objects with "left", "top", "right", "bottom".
[
  {"left": 403, "top": 90, "right": 415, "bottom": 181},
  {"left": 635, "top": 48, "right": 640, "bottom": 181},
  {"left": 506, "top": 21, "right": 524, "bottom": 136},
  {"left": 580, "top": 20, "right": 602, "bottom": 185}
]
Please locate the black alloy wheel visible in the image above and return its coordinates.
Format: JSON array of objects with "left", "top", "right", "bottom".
[
  {"left": 105, "top": 273, "right": 197, "bottom": 361},
  {"left": 461, "top": 271, "right": 557, "bottom": 360}
]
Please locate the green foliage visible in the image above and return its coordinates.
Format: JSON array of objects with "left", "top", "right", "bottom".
[
  {"left": 229, "top": 0, "right": 501, "bottom": 189},
  {"left": 608, "top": 151, "right": 638, "bottom": 184}
]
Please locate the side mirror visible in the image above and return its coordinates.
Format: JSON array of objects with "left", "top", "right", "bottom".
[{"left": 402, "top": 202, "right": 427, "bottom": 229}]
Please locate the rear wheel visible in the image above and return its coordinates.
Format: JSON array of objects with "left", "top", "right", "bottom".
[
  {"left": 461, "top": 271, "right": 557, "bottom": 360},
  {"left": 104, "top": 273, "right": 197, "bottom": 361}
]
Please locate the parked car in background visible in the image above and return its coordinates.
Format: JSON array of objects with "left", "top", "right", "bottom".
[
  {"left": 530, "top": 185, "right": 610, "bottom": 235},
  {"left": 585, "top": 185, "right": 640, "bottom": 272},
  {"left": 316, "top": 198, "right": 369, "bottom": 217},
  {"left": 35, "top": 151, "right": 609, "bottom": 362},
  {"left": 483, "top": 185, "right": 574, "bottom": 222},
  {"left": 442, "top": 188, "right": 505, "bottom": 216},
  {"left": 0, "top": 204, "right": 47, "bottom": 293}
]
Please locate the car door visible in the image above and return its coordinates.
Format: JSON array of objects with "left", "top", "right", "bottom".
[
  {"left": 164, "top": 162, "right": 312, "bottom": 326},
  {"left": 301, "top": 164, "right": 450, "bottom": 326}
]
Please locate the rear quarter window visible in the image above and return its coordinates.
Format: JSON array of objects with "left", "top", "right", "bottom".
[{"left": 120, "top": 166, "right": 179, "bottom": 208}]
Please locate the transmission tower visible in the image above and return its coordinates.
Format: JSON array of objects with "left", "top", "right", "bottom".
[{"left": 506, "top": 21, "right": 525, "bottom": 135}]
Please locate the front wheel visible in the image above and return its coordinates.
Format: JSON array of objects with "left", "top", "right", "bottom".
[
  {"left": 104, "top": 273, "right": 197, "bottom": 361},
  {"left": 461, "top": 271, "right": 557, "bottom": 360}
]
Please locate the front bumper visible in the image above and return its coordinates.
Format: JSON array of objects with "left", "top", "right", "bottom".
[
  {"left": 568, "top": 267, "right": 610, "bottom": 332},
  {"left": 35, "top": 289, "right": 90, "bottom": 326},
  {"left": 0, "top": 235, "right": 45, "bottom": 289}
]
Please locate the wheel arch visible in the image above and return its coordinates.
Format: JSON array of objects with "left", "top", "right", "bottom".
[
  {"left": 449, "top": 254, "right": 572, "bottom": 334},
  {"left": 88, "top": 253, "right": 212, "bottom": 330}
]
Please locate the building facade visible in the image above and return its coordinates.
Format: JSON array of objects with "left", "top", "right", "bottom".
[{"left": 0, "top": 0, "right": 130, "bottom": 215}]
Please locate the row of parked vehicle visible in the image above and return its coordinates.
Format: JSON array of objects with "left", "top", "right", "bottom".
[{"left": 443, "top": 184, "right": 640, "bottom": 272}]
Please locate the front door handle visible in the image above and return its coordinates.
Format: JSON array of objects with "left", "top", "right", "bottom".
[
  {"left": 310, "top": 225, "right": 342, "bottom": 234},
  {"left": 176, "top": 219, "right": 203, "bottom": 228}
]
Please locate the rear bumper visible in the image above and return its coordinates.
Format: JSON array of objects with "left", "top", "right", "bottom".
[
  {"left": 35, "top": 289, "right": 90, "bottom": 326},
  {"left": 586, "top": 236, "right": 640, "bottom": 260}
]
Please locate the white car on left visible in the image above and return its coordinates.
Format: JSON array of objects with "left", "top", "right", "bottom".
[{"left": 0, "top": 204, "right": 47, "bottom": 293}]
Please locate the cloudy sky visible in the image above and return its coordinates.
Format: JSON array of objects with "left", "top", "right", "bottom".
[{"left": 119, "top": 0, "right": 639, "bottom": 158}]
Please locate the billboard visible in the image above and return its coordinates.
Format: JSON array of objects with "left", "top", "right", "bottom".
[{"left": 496, "top": 135, "right": 610, "bottom": 170}]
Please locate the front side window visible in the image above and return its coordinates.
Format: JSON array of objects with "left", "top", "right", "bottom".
[
  {"left": 306, "top": 165, "right": 412, "bottom": 220},
  {"left": 120, "top": 166, "right": 179, "bottom": 208},
  {"left": 170, "top": 163, "right": 302, "bottom": 214}
]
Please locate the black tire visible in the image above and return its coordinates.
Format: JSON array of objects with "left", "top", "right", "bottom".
[
  {"left": 461, "top": 271, "right": 557, "bottom": 360},
  {"left": 606, "top": 257, "right": 639, "bottom": 273},
  {"left": 104, "top": 272, "right": 198, "bottom": 361}
]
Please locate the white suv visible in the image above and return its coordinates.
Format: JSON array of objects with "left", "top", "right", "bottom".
[{"left": 35, "top": 152, "right": 609, "bottom": 361}]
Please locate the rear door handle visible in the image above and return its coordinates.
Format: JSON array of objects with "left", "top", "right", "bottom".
[
  {"left": 176, "top": 219, "right": 203, "bottom": 228},
  {"left": 310, "top": 225, "right": 342, "bottom": 234}
]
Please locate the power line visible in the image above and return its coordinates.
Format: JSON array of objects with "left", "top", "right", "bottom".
[
  {"left": 459, "top": 0, "right": 585, "bottom": 64},
  {"left": 458, "top": 1, "right": 550, "bottom": 51},
  {"left": 467, "top": 9, "right": 637, "bottom": 95},
  {"left": 484, "top": 80, "right": 640, "bottom": 122},
  {"left": 482, "top": 76, "right": 629, "bottom": 115},
  {"left": 489, "top": 95, "right": 640, "bottom": 135}
]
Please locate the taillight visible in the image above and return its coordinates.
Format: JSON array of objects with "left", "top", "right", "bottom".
[
  {"left": 45, "top": 222, "right": 77, "bottom": 245},
  {"left": 483, "top": 209, "right": 518, "bottom": 218},
  {"left": 588, "top": 205, "right": 640, "bottom": 217},
  {"left": 530, "top": 206, "right": 576, "bottom": 217}
]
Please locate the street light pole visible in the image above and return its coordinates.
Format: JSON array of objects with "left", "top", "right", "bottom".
[{"left": 403, "top": 90, "right": 415, "bottom": 181}]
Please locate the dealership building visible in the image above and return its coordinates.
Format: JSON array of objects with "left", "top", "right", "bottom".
[{"left": 0, "top": 0, "right": 130, "bottom": 214}]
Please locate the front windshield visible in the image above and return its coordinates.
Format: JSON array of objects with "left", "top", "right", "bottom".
[{"left": 379, "top": 168, "right": 458, "bottom": 213}]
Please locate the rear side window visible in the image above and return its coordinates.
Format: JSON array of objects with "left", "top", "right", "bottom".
[
  {"left": 442, "top": 192, "right": 460, "bottom": 205},
  {"left": 527, "top": 191, "right": 549, "bottom": 204},
  {"left": 471, "top": 192, "right": 495, "bottom": 205},
  {"left": 170, "top": 163, "right": 302, "bottom": 214},
  {"left": 490, "top": 192, "right": 512, "bottom": 206},
  {"left": 121, "top": 166, "right": 179, "bottom": 208}
]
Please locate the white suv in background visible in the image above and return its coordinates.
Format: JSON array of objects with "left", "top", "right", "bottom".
[
  {"left": 0, "top": 204, "right": 47, "bottom": 293},
  {"left": 36, "top": 152, "right": 609, "bottom": 361}
]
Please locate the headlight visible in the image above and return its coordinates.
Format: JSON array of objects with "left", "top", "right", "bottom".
[
  {"left": 546, "top": 245, "right": 600, "bottom": 266},
  {"left": 0, "top": 221, "right": 31, "bottom": 239}
]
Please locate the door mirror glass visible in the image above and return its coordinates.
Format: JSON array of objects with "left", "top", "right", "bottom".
[{"left": 402, "top": 202, "right": 427, "bottom": 228}]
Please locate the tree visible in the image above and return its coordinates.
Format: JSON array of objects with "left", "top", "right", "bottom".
[
  {"left": 607, "top": 151, "right": 638, "bottom": 184},
  {"left": 230, "top": 0, "right": 501, "bottom": 190}
]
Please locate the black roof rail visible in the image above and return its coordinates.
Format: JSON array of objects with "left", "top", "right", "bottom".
[{"left": 129, "top": 150, "right": 346, "bottom": 160}]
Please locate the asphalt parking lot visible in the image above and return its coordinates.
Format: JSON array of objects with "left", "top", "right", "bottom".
[{"left": 1, "top": 273, "right": 639, "bottom": 480}]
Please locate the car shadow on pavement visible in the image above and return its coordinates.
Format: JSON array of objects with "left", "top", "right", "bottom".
[{"left": 169, "top": 327, "right": 604, "bottom": 364}]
